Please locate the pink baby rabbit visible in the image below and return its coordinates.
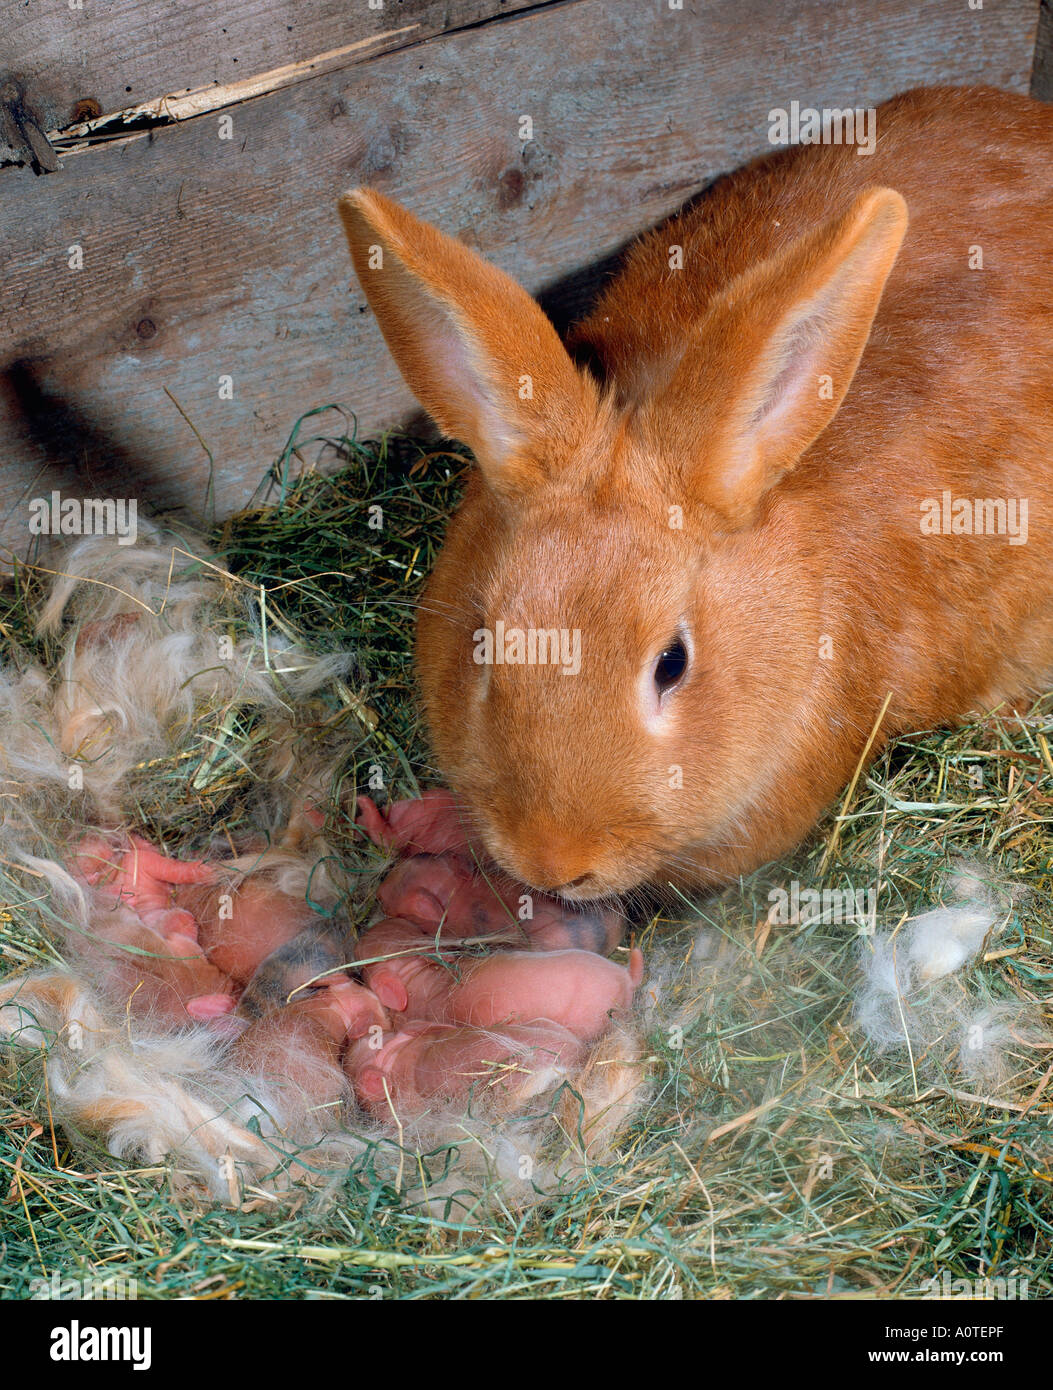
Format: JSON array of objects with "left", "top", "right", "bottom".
[{"left": 345, "top": 1020, "right": 586, "bottom": 1115}]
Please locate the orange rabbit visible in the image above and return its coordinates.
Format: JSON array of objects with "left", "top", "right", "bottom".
[{"left": 340, "top": 86, "right": 1053, "bottom": 897}]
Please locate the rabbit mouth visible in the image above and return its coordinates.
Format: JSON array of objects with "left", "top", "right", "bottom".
[
  {"left": 494, "top": 850, "right": 647, "bottom": 904},
  {"left": 546, "top": 875, "right": 611, "bottom": 904}
]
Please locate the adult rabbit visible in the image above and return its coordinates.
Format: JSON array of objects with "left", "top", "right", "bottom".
[{"left": 340, "top": 86, "right": 1053, "bottom": 897}]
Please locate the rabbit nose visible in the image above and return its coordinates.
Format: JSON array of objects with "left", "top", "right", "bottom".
[
  {"left": 517, "top": 840, "right": 594, "bottom": 893},
  {"left": 544, "top": 874, "right": 590, "bottom": 894}
]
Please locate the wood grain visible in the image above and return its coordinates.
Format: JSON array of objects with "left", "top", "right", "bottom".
[
  {"left": 0, "top": 0, "right": 546, "bottom": 162},
  {"left": 0, "top": 0, "right": 1040, "bottom": 554},
  {"left": 1034, "top": 0, "right": 1053, "bottom": 98}
]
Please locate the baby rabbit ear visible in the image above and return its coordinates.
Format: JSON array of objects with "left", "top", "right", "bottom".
[
  {"left": 646, "top": 186, "right": 908, "bottom": 529},
  {"left": 339, "top": 189, "right": 594, "bottom": 492}
]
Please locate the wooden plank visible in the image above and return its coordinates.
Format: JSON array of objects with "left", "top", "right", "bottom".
[
  {"left": 1034, "top": 0, "right": 1053, "bottom": 98},
  {"left": 0, "top": 0, "right": 1040, "bottom": 554},
  {"left": 0, "top": 0, "right": 546, "bottom": 165}
]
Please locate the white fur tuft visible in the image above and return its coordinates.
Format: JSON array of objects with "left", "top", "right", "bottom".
[{"left": 856, "top": 870, "right": 1051, "bottom": 1088}]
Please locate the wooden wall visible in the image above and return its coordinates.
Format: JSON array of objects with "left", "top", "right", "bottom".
[{"left": 0, "top": 0, "right": 1045, "bottom": 557}]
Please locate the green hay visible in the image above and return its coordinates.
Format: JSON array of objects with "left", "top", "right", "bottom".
[{"left": 1, "top": 408, "right": 1051, "bottom": 1301}]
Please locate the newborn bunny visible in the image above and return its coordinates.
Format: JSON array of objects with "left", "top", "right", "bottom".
[
  {"left": 340, "top": 86, "right": 1053, "bottom": 897},
  {"left": 172, "top": 875, "right": 323, "bottom": 988},
  {"left": 229, "top": 977, "right": 385, "bottom": 1111},
  {"left": 356, "top": 908, "right": 641, "bottom": 1033},
  {"left": 345, "top": 1020, "right": 586, "bottom": 1115},
  {"left": 71, "top": 834, "right": 384, "bottom": 1033},
  {"left": 67, "top": 808, "right": 644, "bottom": 1126},
  {"left": 70, "top": 834, "right": 237, "bottom": 1026},
  {"left": 358, "top": 793, "right": 624, "bottom": 952}
]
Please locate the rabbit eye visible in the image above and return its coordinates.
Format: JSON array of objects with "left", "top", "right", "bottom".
[{"left": 654, "top": 637, "right": 688, "bottom": 693}]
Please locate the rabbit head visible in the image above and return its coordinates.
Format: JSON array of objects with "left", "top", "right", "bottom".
[{"left": 339, "top": 185, "right": 907, "bottom": 897}]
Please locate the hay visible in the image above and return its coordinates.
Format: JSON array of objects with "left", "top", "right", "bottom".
[{"left": 1, "top": 407, "right": 1051, "bottom": 1300}]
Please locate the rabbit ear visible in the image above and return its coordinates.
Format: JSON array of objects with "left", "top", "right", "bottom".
[
  {"left": 339, "top": 189, "right": 593, "bottom": 491},
  {"left": 643, "top": 187, "right": 908, "bottom": 529}
]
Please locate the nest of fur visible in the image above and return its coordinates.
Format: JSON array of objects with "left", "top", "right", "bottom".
[{"left": 0, "top": 526, "right": 654, "bottom": 1210}]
